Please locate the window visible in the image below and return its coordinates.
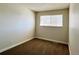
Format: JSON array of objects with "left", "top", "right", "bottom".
[{"left": 40, "top": 15, "right": 63, "bottom": 27}]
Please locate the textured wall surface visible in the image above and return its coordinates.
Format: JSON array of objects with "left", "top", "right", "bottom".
[
  {"left": 35, "top": 9, "right": 69, "bottom": 44},
  {"left": 0, "top": 5, "right": 35, "bottom": 51}
]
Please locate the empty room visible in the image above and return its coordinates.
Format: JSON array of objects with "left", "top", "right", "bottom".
[{"left": 0, "top": 3, "right": 79, "bottom": 55}]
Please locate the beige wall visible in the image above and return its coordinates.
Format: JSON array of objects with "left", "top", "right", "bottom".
[
  {"left": 69, "top": 4, "right": 79, "bottom": 54},
  {"left": 35, "top": 9, "right": 69, "bottom": 44},
  {"left": 0, "top": 5, "right": 35, "bottom": 52}
]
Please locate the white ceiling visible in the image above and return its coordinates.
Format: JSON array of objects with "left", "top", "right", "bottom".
[
  {"left": 24, "top": 3, "right": 69, "bottom": 12},
  {"left": 0, "top": 3, "right": 69, "bottom": 12}
]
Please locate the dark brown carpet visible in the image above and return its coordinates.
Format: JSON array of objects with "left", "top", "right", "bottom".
[{"left": 0, "top": 38, "right": 69, "bottom": 55}]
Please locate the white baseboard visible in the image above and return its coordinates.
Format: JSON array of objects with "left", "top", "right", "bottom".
[
  {"left": 0, "top": 37, "right": 34, "bottom": 53},
  {"left": 36, "top": 37, "right": 68, "bottom": 45},
  {"left": 68, "top": 43, "right": 71, "bottom": 55}
]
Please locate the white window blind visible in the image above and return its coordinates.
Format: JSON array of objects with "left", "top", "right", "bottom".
[{"left": 40, "top": 15, "right": 63, "bottom": 27}]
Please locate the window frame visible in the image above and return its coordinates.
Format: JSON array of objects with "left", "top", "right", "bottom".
[{"left": 40, "top": 14, "right": 63, "bottom": 27}]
